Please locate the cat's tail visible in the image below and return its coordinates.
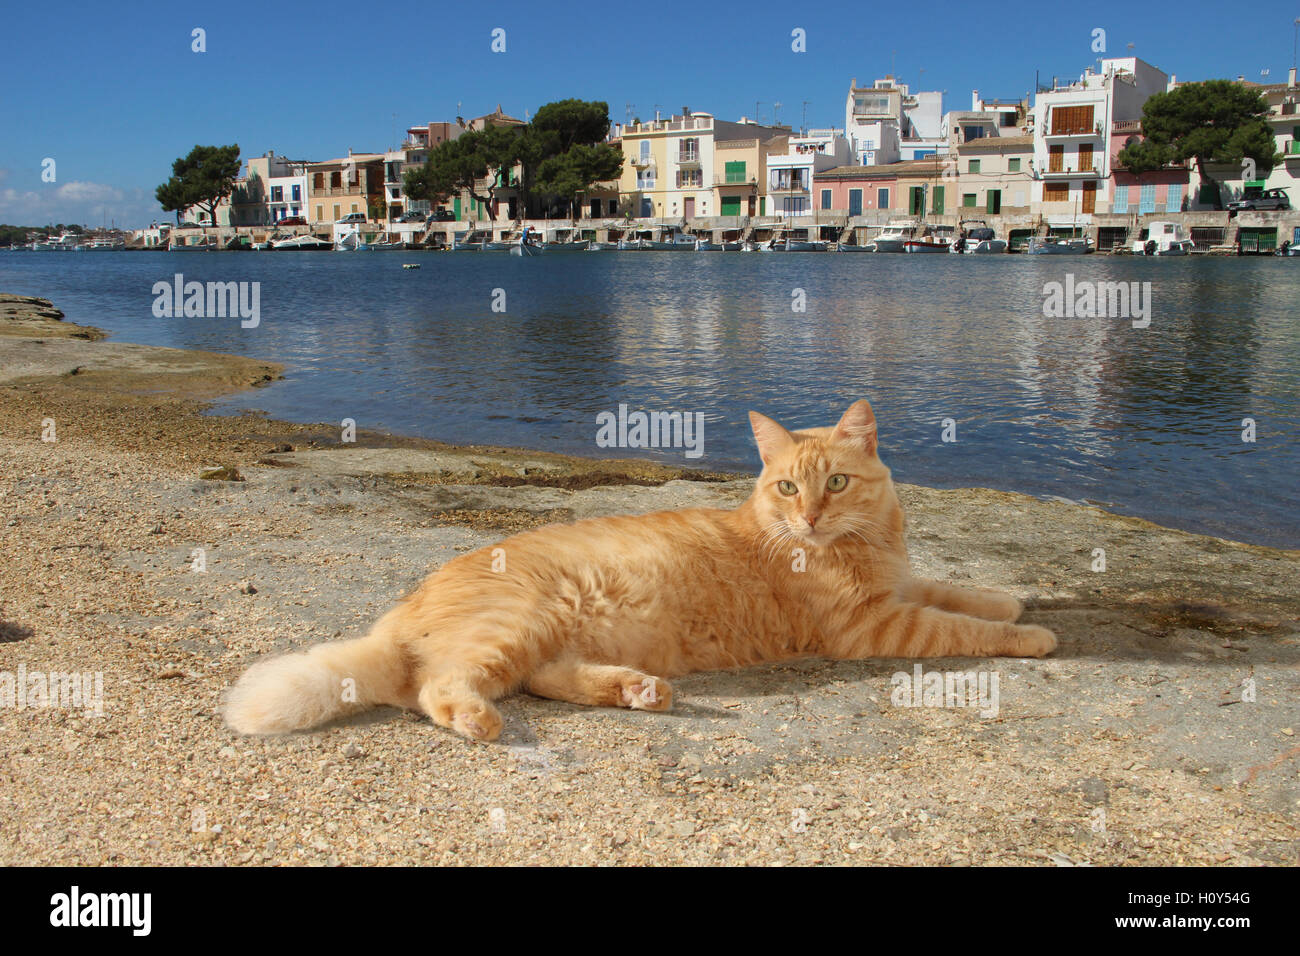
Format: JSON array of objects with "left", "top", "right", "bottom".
[{"left": 222, "top": 626, "right": 408, "bottom": 735}]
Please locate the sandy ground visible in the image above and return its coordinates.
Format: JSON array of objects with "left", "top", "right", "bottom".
[{"left": 1, "top": 293, "right": 1297, "bottom": 866}]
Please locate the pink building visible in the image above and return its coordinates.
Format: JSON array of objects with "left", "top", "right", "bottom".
[
  {"left": 812, "top": 165, "right": 900, "bottom": 215},
  {"left": 1108, "top": 120, "right": 1191, "bottom": 214}
]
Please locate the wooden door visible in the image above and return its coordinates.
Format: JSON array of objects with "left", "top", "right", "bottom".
[{"left": 1082, "top": 181, "right": 1097, "bottom": 214}]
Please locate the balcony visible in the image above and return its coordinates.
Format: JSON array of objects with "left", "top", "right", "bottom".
[
  {"left": 1044, "top": 122, "right": 1104, "bottom": 139},
  {"left": 677, "top": 149, "right": 701, "bottom": 167},
  {"left": 769, "top": 180, "right": 810, "bottom": 194},
  {"left": 1040, "top": 164, "right": 1101, "bottom": 178}
]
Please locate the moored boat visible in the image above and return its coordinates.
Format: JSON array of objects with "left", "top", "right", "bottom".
[
  {"left": 1026, "top": 235, "right": 1094, "bottom": 255},
  {"left": 1131, "top": 221, "right": 1194, "bottom": 256},
  {"left": 271, "top": 234, "right": 333, "bottom": 250}
]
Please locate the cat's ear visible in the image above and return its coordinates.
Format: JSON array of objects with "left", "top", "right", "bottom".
[
  {"left": 832, "top": 400, "right": 878, "bottom": 453},
  {"left": 748, "top": 410, "right": 795, "bottom": 466}
]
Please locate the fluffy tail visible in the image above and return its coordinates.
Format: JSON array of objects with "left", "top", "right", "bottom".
[{"left": 223, "top": 629, "right": 408, "bottom": 735}]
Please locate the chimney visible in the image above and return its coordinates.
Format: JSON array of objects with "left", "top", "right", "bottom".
[
  {"left": 1290, "top": 67, "right": 1297, "bottom": 88},
  {"left": 1237, "top": 75, "right": 1245, "bottom": 83},
  {"left": 682, "top": 106, "right": 691, "bottom": 116}
]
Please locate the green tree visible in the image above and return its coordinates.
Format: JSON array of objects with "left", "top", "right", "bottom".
[
  {"left": 1116, "top": 80, "right": 1279, "bottom": 209},
  {"left": 156, "top": 144, "right": 242, "bottom": 225},
  {"left": 528, "top": 100, "right": 622, "bottom": 217},
  {"left": 535, "top": 143, "right": 623, "bottom": 220},
  {"left": 404, "top": 125, "right": 524, "bottom": 221}
]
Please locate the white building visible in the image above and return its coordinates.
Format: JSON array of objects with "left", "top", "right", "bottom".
[
  {"left": 767, "top": 128, "right": 852, "bottom": 216},
  {"left": 1030, "top": 57, "right": 1171, "bottom": 222},
  {"left": 845, "top": 76, "right": 945, "bottom": 165}
]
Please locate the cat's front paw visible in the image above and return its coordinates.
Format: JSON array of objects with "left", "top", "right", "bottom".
[
  {"left": 1011, "top": 624, "right": 1057, "bottom": 658},
  {"left": 620, "top": 676, "right": 673, "bottom": 712}
]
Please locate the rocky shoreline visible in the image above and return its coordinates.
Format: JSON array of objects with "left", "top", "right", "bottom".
[{"left": 1, "top": 292, "right": 1296, "bottom": 865}]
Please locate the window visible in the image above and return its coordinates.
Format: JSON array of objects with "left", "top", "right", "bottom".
[
  {"left": 313, "top": 173, "right": 325, "bottom": 189},
  {"left": 877, "top": 187, "right": 889, "bottom": 209},
  {"left": 968, "top": 159, "right": 981, "bottom": 174},
  {"left": 1166, "top": 184, "right": 1183, "bottom": 212},
  {"left": 330, "top": 171, "right": 342, "bottom": 188},
  {"left": 315, "top": 205, "right": 323, "bottom": 221},
  {"left": 270, "top": 186, "right": 283, "bottom": 202},
  {"left": 986, "top": 189, "right": 1001, "bottom": 214},
  {"left": 1113, "top": 185, "right": 1129, "bottom": 213},
  {"left": 1077, "top": 144, "right": 1094, "bottom": 172},
  {"left": 1048, "top": 145, "right": 1064, "bottom": 172},
  {"left": 639, "top": 140, "right": 650, "bottom": 164},
  {"left": 1139, "top": 183, "right": 1156, "bottom": 213},
  {"left": 676, "top": 169, "right": 702, "bottom": 188},
  {"left": 849, "top": 189, "right": 863, "bottom": 216},
  {"left": 821, "top": 189, "right": 832, "bottom": 210},
  {"left": 679, "top": 138, "right": 699, "bottom": 161},
  {"left": 963, "top": 193, "right": 977, "bottom": 207},
  {"left": 721, "top": 196, "right": 742, "bottom": 216},
  {"left": 332, "top": 204, "right": 340, "bottom": 220},
  {"left": 292, "top": 184, "right": 302, "bottom": 201},
  {"left": 963, "top": 126, "right": 986, "bottom": 142},
  {"left": 1049, "top": 104, "right": 1095, "bottom": 135},
  {"left": 1008, "top": 158, "right": 1021, "bottom": 173},
  {"left": 725, "top": 161, "right": 747, "bottom": 184},
  {"left": 1044, "top": 182, "right": 1069, "bottom": 202}
]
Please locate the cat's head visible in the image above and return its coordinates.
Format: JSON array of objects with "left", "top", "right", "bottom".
[{"left": 747, "top": 400, "right": 900, "bottom": 549}]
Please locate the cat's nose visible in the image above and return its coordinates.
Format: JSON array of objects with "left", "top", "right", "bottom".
[{"left": 805, "top": 513, "right": 819, "bottom": 528}]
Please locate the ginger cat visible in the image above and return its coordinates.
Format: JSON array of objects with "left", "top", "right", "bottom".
[{"left": 224, "top": 400, "right": 1056, "bottom": 742}]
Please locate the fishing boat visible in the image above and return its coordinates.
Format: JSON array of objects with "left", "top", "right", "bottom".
[
  {"left": 510, "top": 226, "right": 543, "bottom": 256},
  {"left": 903, "top": 227, "right": 953, "bottom": 253},
  {"left": 643, "top": 231, "right": 698, "bottom": 251},
  {"left": 1026, "top": 235, "right": 1094, "bottom": 255},
  {"left": 864, "top": 221, "right": 917, "bottom": 253},
  {"left": 694, "top": 237, "right": 721, "bottom": 250},
  {"left": 271, "top": 234, "right": 333, "bottom": 251},
  {"left": 1131, "top": 221, "right": 1194, "bottom": 256},
  {"left": 951, "top": 220, "right": 1007, "bottom": 254}
]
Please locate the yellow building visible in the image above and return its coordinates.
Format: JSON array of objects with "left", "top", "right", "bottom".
[{"left": 619, "top": 109, "right": 788, "bottom": 220}]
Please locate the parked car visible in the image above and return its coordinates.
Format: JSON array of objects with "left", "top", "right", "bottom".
[
  {"left": 427, "top": 209, "right": 456, "bottom": 222},
  {"left": 395, "top": 212, "right": 425, "bottom": 223},
  {"left": 1228, "top": 188, "right": 1291, "bottom": 214},
  {"left": 277, "top": 216, "right": 307, "bottom": 226},
  {"left": 336, "top": 212, "right": 367, "bottom": 224}
]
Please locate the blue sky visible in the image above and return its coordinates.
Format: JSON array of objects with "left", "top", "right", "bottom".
[{"left": 2, "top": 0, "right": 1296, "bottom": 227}]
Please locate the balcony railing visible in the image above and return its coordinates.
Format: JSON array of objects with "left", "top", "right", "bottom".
[
  {"left": 1046, "top": 122, "right": 1103, "bottom": 138},
  {"left": 769, "top": 181, "right": 810, "bottom": 194},
  {"left": 677, "top": 150, "right": 701, "bottom": 164},
  {"left": 1041, "top": 164, "right": 1101, "bottom": 178}
]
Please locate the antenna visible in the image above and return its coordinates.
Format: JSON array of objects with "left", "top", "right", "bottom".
[
  {"left": 802, "top": 100, "right": 810, "bottom": 134},
  {"left": 773, "top": 101, "right": 783, "bottom": 125},
  {"left": 626, "top": 102, "right": 634, "bottom": 125},
  {"left": 755, "top": 100, "right": 762, "bottom": 124},
  {"left": 652, "top": 103, "right": 663, "bottom": 121}
]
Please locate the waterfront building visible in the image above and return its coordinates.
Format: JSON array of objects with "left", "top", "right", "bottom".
[
  {"left": 618, "top": 108, "right": 789, "bottom": 220},
  {"left": 844, "top": 76, "right": 945, "bottom": 166},
  {"left": 307, "top": 152, "right": 386, "bottom": 227},
  {"left": 767, "top": 128, "right": 852, "bottom": 217},
  {"left": 1030, "top": 57, "right": 1172, "bottom": 228}
]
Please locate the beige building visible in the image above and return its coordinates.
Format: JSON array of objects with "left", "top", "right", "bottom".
[
  {"left": 307, "top": 152, "right": 385, "bottom": 226},
  {"left": 619, "top": 109, "right": 789, "bottom": 220},
  {"left": 955, "top": 134, "right": 1034, "bottom": 216}
]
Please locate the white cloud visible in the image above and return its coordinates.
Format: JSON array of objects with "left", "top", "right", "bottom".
[{"left": 0, "top": 180, "right": 162, "bottom": 228}]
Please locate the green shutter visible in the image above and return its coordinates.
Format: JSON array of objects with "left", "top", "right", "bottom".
[
  {"left": 931, "top": 186, "right": 944, "bottom": 215},
  {"left": 986, "top": 190, "right": 1001, "bottom": 214},
  {"left": 725, "top": 161, "right": 746, "bottom": 184},
  {"left": 963, "top": 193, "right": 976, "bottom": 207},
  {"left": 721, "top": 196, "right": 741, "bottom": 216},
  {"left": 1008, "top": 158, "right": 1020, "bottom": 172},
  {"left": 968, "top": 159, "right": 980, "bottom": 174},
  {"left": 909, "top": 187, "right": 923, "bottom": 214},
  {"left": 453, "top": 197, "right": 461, "bottom": 220}
]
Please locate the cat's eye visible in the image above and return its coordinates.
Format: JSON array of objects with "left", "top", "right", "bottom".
[
  {"left": 827, "top": 474, "right": 848, "bottom": 493},
  {"left": 777, "top": 480, "right": 798, "bottom": 496}
]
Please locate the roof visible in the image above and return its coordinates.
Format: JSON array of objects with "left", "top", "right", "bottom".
[
  {"left": 957, "top": 134, "right": 1033, "bottom": 152},
  {"left": 814, "top": 159, "right": 944, "bottom": 180},
  {"left": 310, "top": 153, "right": 385, "bottom": 166}
]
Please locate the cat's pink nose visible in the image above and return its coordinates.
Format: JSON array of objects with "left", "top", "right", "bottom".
[{"left": 806, "top": 514, "right": 819, "bottom": 528}]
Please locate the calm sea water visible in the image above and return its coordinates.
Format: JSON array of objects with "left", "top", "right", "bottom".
[{"left": 3, "top": 249, "right": 1298, "bottom": 548}]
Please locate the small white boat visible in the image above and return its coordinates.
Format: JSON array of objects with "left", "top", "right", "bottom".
[
  {"left": 1131, "top": 221, "right": 1194, "bottom": 256},
  {"left": 903, "top": 233, "right": 953, "bottom": 253},
  {"left": 865, "top": 222, "right": 917, "bottom": 253},
  {"left": 402, "top": 263, "right": 421, "bottom": 269},
  {"left": 84, "top": 237, "right": 126, "bottom": 250},
  {"left": 694, "top": 238, "right": 721, "bottom": 251},
  {"left": 271, "top": 234, "right": 333, "bottom": 251},
  {"left": 952, "top": 221, "right": 1007, "bottom": 254},
  {"left": 1026, "top": 235, "right": 1094, "bottom": 255}
]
